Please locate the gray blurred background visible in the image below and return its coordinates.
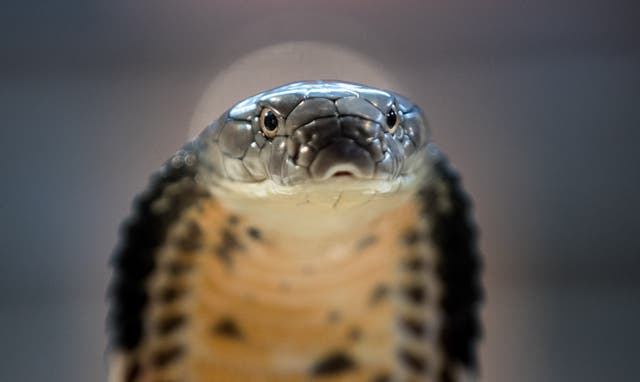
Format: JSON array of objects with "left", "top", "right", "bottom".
[{"left": 1, "top": 1, "right": 639, "bottom": 381}]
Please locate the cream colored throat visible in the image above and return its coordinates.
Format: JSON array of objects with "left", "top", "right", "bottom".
[{"left": 211, "top": 177, "right": 420, "bottom": 238}]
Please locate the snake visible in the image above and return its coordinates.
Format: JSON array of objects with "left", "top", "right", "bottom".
[{"left": 108, "top": 80, "right": 482, "bottom": 382}]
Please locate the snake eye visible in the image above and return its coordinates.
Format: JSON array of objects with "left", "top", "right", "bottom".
[
  {"left": 260, "top": 108, "right": 279, "bottom": 137},
  {"left": 386, "top": 107, "right": 399, "bottom": 133}
]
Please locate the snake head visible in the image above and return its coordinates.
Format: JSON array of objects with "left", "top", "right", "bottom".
[{"left": 198, "top": 80, "right": 431, "bottom": 190}]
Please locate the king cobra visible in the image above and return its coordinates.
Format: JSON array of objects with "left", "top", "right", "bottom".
[{"left": 108, "top": 81, "right": 482, "bottom": 382}]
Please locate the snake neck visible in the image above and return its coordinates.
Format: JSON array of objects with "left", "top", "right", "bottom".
[{"left": 136, "top": 193, "right": 441, "bottom": 381}]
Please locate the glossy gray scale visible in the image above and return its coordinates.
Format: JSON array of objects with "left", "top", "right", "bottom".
[{"left": 197, "top": 80, "right": 430, "bottom": 186}]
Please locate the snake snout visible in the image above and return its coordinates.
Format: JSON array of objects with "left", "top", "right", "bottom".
[
  {"left": 308, "top": 137, "right": 375, "bottom": 180},
  {"left": 276, "top": 93, "right": 415, "bottom": 184}
]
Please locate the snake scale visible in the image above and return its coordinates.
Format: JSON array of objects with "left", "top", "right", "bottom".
[{"left": 108, "top": 81, "right": 482, "bottom": 382}]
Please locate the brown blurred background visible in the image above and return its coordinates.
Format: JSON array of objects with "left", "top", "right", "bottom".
[{"left": 1, "top": 1, "right": 639, "bottom": 381}]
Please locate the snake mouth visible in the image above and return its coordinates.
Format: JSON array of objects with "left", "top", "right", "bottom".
[
  {"left": 332, "top": 171, "right": 354, "bottom": 177},
  {"left": 308, "top": 138, "right": 375, "bottom": 181}
]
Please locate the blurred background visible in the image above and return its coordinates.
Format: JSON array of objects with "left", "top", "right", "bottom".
[{"left": 1, "top": 1, "right": 639, "bottom": 381}]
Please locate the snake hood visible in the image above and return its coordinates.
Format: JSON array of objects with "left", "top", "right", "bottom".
[{"left": 109, "top": 80, "right": 481, "bottom": 382}]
